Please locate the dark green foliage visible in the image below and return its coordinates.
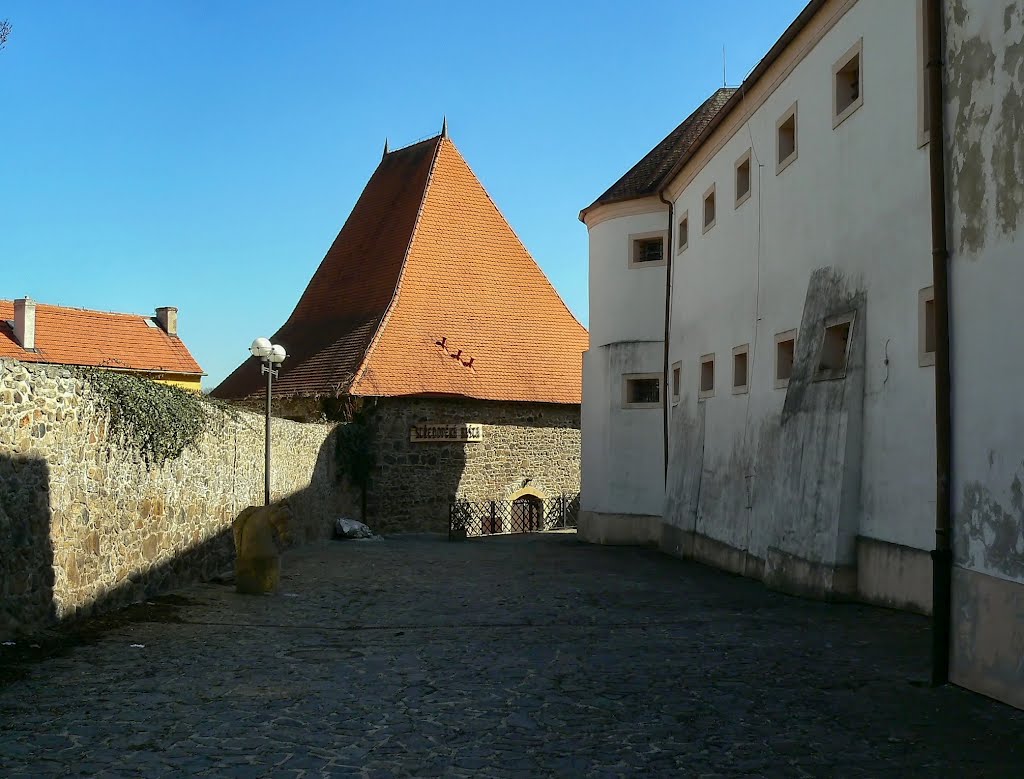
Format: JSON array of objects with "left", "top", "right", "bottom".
[
  {"left": 77, "top": 369, "right": 208, "bottom": 467},
  {"left": 334, "top": 407, "right": 375, "bottom": 490},
  {"left": 335, "top": 405, "right": 376, "bottom": 519}
]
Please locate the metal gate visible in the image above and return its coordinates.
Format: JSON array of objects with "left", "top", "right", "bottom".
[{"left": 448, "top": 493, "right": 579, "bottom": 540}]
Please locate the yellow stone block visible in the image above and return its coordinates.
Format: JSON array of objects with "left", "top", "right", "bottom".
[{"left": 232, "top": 502, "right": 292, "bottom": 595}]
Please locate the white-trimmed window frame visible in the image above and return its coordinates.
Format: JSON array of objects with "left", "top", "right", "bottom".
[
  {"left": 919, "top": 286, "right": 936, "bottom": 367},
  {"left": 702, "top": 184, "right": 717, "bottom": 234},
  {"left": 676, "top": 211, "right": 689, "bottom": 254},
  {"left": 776, "top": 101, "right": 798, "bottom": 175},
  {"left": 832, "top": 38, "right": 864, "bottom": 129},
  {"left": 735, "top": 149, "right": 752, "bottom": 208},
  {"left": 671, "top": 361, "right": 682, "bottom": 405},
  {"left": 732, "top": 344, "right": 750, "bottom": 395},
  {"left": 627, "top": 231, "right": 668, "bottom": 269},
  {"left": 774, "top": 329, "right": 797, "bottom": 389},
  {"left": 622, "top": 372, "right": 663, "bottom": 409},
  {"left": 699, "top": 353, "right": 716, "bottom": 400},
  {"left": 814, "top": 311, "right": 856, "bottom": 382}
]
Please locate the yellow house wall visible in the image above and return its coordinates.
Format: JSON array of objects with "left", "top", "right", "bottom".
[{"left": 151, "top": 373, "right": 203, "bottom": 392}]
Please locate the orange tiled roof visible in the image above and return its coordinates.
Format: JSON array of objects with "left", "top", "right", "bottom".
[
  {"left": 0, "top": 301, "right": 203, "bottom": 375},
  {"left": 213, "top": 134, "right": 587, "bottom": 405}
]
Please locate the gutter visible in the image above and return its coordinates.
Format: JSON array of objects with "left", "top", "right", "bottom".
[
  {"left": 659, "top": 191, "right": 673, "bottom": 484},
  {"left": 926, "top": 0, "right": 953, "bottom": 687}
]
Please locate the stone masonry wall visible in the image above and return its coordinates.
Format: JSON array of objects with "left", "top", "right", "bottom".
[
  {"left": 367, "top": 398, "right": 581, "bottom": 533},
  {"left": 0, "top": 359, "right": 347, "bottom": 640}
]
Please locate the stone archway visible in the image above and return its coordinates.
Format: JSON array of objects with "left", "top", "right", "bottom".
[{"left": 510, "top": 493, "right": 543, "bottom": 532}]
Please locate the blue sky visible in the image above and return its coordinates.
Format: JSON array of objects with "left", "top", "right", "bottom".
[{"left": 0, "top": 0, "right": 807, "bottom": 389}]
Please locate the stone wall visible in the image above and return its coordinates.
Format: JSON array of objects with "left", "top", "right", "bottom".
[
  {"left": 0, "top": 359, "right": 347, "bottom": 640},
  {"left": 366, "top": 397, "right": 581, "bottom": 533}
]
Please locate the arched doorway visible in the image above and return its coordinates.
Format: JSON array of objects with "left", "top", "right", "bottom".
[{"left": 511, "top": 494, "right": 542, "bottom": 533}]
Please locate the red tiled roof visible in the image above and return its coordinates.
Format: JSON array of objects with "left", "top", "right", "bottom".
[
  {"left": 579, "top": 87, "right": 736, "bottom": 220},
  {"left": 0, "top": 301, "right": 203, "bottom": 375},
  {"left": 212, "top": 137, "right": 437, "bottom": 401},
  {"left": 213, "top": 134, "right": 588, "bottom": 405}
]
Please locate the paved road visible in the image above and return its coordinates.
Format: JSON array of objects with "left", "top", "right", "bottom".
[{"left": 2, "top": 532, "right": 1023, "bottom": 778}]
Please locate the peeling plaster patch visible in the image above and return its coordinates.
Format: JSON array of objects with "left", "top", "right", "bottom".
[
  {"left": 947, "top": 0, "right": 1024, "bottom": 254},
  {"left": 947, "top": 27, "right": 997, "bottom": 255},
  {"left": 956, "top": 472, "right": 1024, "bottom": 579}
]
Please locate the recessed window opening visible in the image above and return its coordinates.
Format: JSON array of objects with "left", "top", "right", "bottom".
[
  {"left": 919, "top": 287, "right": 936, "bottom": 366},
  {"left": 732, "top": 345, "right": 749, "bottom": 394},
  {"left": 777, "top": 103, "right": 798, "bottom": 173},
  {"left": 699, "top": 353, "right": 715, "bottom": 399},
  {"left": 623, "top": 373, "right": 662, "bottom": 408},
  {"left": 677, "top": 213, "right": 689, "bottom": 252},
  {"left": 833, "top": 40, "right": 863, "bottom": 127},
  {"left": 775, "top": 330, "right": 796, "bottom": 389},
  {"left": 634, "top": 237, "right": 663, "bottom": 264},
  {"left": 672, "top": 362, "right": 681, "bottom": 403},
  {"left": 703, "top": 185, "right": 716, "bottom": 233},
  {"left": 735, "top": 151, "right": 751, "bottom": 207},
  {"left": 815, "top": 313, "right": 855, "bottom": 380}
]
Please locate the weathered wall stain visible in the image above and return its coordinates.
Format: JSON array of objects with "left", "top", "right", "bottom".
[
  {"left": 664, "top": 267, "right": 867, "bottom": 589},
  {"left": 946, "top": 0, "right": 1024, "bottom": 254},
  {"left": 955, "top": 468, "right": 1024, "bottom": 579}
]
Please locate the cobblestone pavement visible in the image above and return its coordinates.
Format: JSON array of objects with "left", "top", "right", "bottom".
[{"left": 2, "top": 532, "right": 1023, "bottom": 778}]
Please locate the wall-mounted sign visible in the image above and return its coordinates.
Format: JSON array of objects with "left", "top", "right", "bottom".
[{"left": 409, "top": 422, "right": 483, "bottom": 443}]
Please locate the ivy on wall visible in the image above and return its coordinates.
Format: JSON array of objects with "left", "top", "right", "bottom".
[
  {"left": 77, "top": 369, "right": 209, "bottom": 467},
  {"left": 334, "top": 404, "right": 376, "bottom": 520}
]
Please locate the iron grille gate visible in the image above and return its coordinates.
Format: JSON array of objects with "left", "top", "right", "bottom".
[{"left": 448, "top": 493, "right": 580, "bottom": 540}]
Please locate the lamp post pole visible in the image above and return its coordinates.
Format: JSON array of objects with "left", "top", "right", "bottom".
[{"left": 249, "top": 338, "right": 287, "bottom": 507}]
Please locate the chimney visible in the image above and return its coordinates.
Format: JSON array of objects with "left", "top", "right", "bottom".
[
  {"left": 155, "top": 306, "right": 178, "bottom": 337},
  {"left": 13, "top": 297, "right": 36, "bottom": 351}
]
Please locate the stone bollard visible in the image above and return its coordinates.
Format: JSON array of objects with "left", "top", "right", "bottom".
[{"left": 232, "top": 502, "right": 292, "bottom": 595}]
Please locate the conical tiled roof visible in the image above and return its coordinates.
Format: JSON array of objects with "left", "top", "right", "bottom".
[{"left": 214, "top": 134, "right": 587, "bottom": 405}]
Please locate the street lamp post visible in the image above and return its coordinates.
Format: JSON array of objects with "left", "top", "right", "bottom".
[{"left": 249, "top": 337, "right": 287, "bottom": 506}]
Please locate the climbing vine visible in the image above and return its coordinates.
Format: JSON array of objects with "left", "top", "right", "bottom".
[
  {"left": 77, "top": 369, "right": 209, "bottom": 467},
  {"left": 334, "top": 404, "right": 376, "bottom": 518}
]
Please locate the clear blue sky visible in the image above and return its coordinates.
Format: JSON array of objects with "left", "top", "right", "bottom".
[{"left": 1, "top": 0, "right": 807, "bottom": 389}]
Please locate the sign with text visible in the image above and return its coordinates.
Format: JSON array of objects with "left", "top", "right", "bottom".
[{"left": 409, "top": 422, "right": 483, "bottom": 443}]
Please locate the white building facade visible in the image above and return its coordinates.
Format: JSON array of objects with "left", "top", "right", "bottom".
[
  {"left": 945, "top": 0, "right": 1024, "bottom": 711},
  {"left": 581, "top": 0, "right": 1023, "bottom": 710}
]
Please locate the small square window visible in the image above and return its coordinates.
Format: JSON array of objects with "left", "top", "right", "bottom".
[
  {"left": 622, "top": 373, "right": 662, "bottom": 409},
  {"left": 703, "top": 185, "right": 716, "bottom": 233},
  {"left": 919, "top": 287, "right": 936, "bottom": 366},
  {"left": 735, "top": 150, "right": 752, "bottom": 208},
  {"left": 814, "top": 312, "right": 856, "bottom": 381},
  {"left": 775, "top": 330, "right": 797, "bottom": 389},
  {"left": 732, "top": 344, "right": 749, "bottom": 395},
  {"left": 628, "top": 231, "right": 668, "bottom": 268},
  {"left": 833, "top": 39, "right": 863, "bottom": 128},
  {"left": 677, "top": 212, "right": 689, "bottom": 253},
  {"left": 699, "top": 353, "right": 715, "bottom": 399},
  {"left": 672, "top": 361, "right": 682, "bottom": 404},
  {"left": 777, "top": 102, "right": 798, "bottom": 174}
]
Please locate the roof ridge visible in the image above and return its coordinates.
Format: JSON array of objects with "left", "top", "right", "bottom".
[
  {"left": 438, "top": 137, "right": 587, "bottom": 334},
  {"left": 0, "top": 299, "right": 158, "bottom": 320},
  {"left": 386, "top": 133, "right": 442, "bottom": 155},
  {"left": 347, "top": 135, "right": 444, "bottom": 393}
]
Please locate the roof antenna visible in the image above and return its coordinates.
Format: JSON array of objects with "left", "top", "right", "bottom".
[
  {"left": 441, "top": 115, "right": 448, "bottom": 138},
  {"left": 723, "top": 45, "right": 727, "bottom": 87},
  {"left": 382, "top": 137, "right": 389, "bottom": 158}
]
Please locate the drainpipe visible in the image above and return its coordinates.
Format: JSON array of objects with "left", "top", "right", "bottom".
[
  {"left": 926, "top": 0, "right": 952, "bottom": 687},
  {"left": 659, "top": 191, "right": 674, "bottom": 484}
]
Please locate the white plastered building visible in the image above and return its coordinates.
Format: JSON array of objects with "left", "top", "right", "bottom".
[{"left": 580, "top": 0, "right": 1024, "bottom": 710}]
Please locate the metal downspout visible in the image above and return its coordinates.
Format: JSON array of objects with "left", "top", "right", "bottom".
[
  {"left": 659, "top": 191, "right": 674, "bottom": 485},
  {"left": 926, "top": 0, "right": 953, "bottom": 687}
]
